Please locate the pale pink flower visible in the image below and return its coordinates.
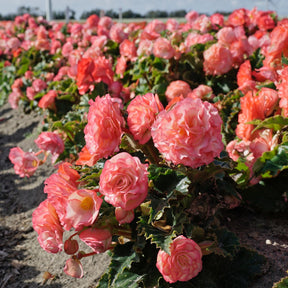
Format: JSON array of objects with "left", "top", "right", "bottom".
[
  {"left": 84, "top": 94, "right": 124, "bottom": 159},
  {"left": 141, "top": 19, "right": 166, "bottom": 40},
  {"left": 166, "top": 18, "right": 179, "bottom": 32},
  {"left": 32, "top": 199, "right": 63, "bottom": 254},
  {"left": 62, "top": 42, "right": 73, "bottom": 57},
  {"left": 137, "top": 39, "right": 153, "bottom": 57},
  {"left": 32, "top": 78, "right": 47, "bottom": 93},
  {"left": 115, "top": 55, "right": 127, "bottom": 78},
  {"left": 79, "top": 227, "right": 112, "bottom": 254},
  {"left": 38, "top": 90, "right": 57, "bottom": 111},
  {"left": 276, "top": 67, "right": 288, "bottom": 117},
  {"left": 99, "top": 152, "right": 149, "bottom": 210},
  {"left": 210, "top": 13, "right": 224, "bottom": 29},
  {"left": 156, "top": 235, "right": 202, "bottom": 283},
  {"left": 26, "top": 87, "right": 36, "bottom": 101},
  {"left": 185, "top": 11, "right": 199, "bottom": 24},
  {"left": 182, "top": 33, "right": 213, "bottom": 53},
  {"left": 7, "top": 37, "right": 21, "bottom": 50},
  {"left": 8, "top": 91, "right": 21, "bottom": 109},
  {"left": 188, "top": 85, "right": 214, "bottom": 100},
  {"left": 226, "top": 139, "right": 251, "bottom": 162},
  {"left": 64, "top": 189, "right": 102, "bottom": 230},
  {"left": 216, "top": 27, "right": 236, "bottom": 46},
  {"left": 127, "top": 93, "right": 164, "bottom": 144},
  {"left": 153, "top": 37, "right": 175, "bottom": 60},
  {"left": 119, "top": 39, "right": 137, "bottom": 61},
  {"left": 191, "top": 15, "right": 211, "bottom": 33},
  {"left": 109, "top": 23, "right": 128, "bottom": 43},
  {"left": 35, "top": 131, "right": 64, "bottom": 155},
  {"left": 64, "top": 258, "right": 83, "bottom": 278},
  {"left": 9, "top": 147, "right": 39, "bottom": 178},
  {"left": 98, "top": 16, "right": 113, "bottom": 31},
  {"left": 165, "top": 80, "right": 192, "bottom": 102},
  {"left": 151, "top": 98, "right": 223, "bottom": 168},
  {"left": 203, "top": 43, "right": 233, "bottom": 75},
  {"left": 50, "top": 40, "right": 61, "bottom": 55},
  {"left": 115, "top": 207, "right": 134, "bottom": 224},
  {"left": 44, "top": 163, "right": 80, "bottom": 230}
]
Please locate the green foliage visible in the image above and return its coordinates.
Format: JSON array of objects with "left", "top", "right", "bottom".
[
  {"left": 273, "top": 277, "right": 288, "bottom": 288},
  {"left": 249, "top": 115, "right": 288, "bottom": 134},
  {"left": 97, "top": 242, "right": 143, "bottom": 288},
  {"left": 218, "top": 90, "right": 242, "bottom": 144},
  {"left": 253, "top": 142, "right": 288, "bottom": 178},
  {"left": 0, "top": 63, "right": 16, "bottom": 106}
]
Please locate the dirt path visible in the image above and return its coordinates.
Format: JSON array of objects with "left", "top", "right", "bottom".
[
  {"left": 0, "top": 102, "right": 288, "bottom": 288},
  {"left": 0, "top": 103, "right": 109, "bottom": 288}
]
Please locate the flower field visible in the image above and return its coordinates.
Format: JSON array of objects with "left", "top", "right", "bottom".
[{"left": 1, "top": 7, "right": 288, "bottom": 288}]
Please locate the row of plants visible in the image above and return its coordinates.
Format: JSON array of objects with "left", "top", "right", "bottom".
[{"left": 1, "top": 8, "right": 288, "bottom": 287}]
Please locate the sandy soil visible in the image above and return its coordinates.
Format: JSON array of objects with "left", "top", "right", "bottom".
[{"left": 0, "top": 101, "right": 288, "bottom": 288}]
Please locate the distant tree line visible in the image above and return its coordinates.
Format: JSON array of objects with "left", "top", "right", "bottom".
[
  {"left": 0, "top": 6, "right": 75, "bottom": 20},
  {"left": 0, "top": 6, "right": 232, "bottom": 21},
  {"left": 79, "top": 9, "right": 188, "bottom": 19}
]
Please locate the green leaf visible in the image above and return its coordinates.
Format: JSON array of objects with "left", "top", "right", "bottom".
[
  {"left": 96, "top": 242, "right": 142, "bottom": 288},
  {"left": 273, "top": 277, "right": 288, "bottom": 288},
  {"left": 249, "top": 115, "right": 288, "bottom": 133},
  {"left": 138, "top": 215, "right": 176, "bottom": 254},
  {"left": 253, "top": 142, "right": 288, "bottom": 178},
  {"left": 214, "top": 229, "right": 240, "bottom": 257}
]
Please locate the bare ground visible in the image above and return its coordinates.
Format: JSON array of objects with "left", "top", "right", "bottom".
[{"left": 0, "top": 102, "right": 288, "bottom": 288}]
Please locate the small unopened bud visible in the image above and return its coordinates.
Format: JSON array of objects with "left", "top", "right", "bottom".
[{"left": 64, "top": 239, "right": 79, "bottom": 255}]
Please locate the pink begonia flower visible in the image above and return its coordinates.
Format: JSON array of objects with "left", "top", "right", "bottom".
[
  {"left": 151, "top": 98, "right": 224, "bottom": 168},
  {"left": 187, "top": 85, "right": 214, "bottom": 100},
  {"left": 7, "top": 37, "right": 21, "bottom": 50},
  {"left": 210, "top": 13, "right": 224, "bottom": 29},
  {"left": 109, "top": 23, "right": 128, "bottom": 43},
  {"left": 216, "top": 27, "right": 236, "bottom": 46},
  {"left": 181, "top": 32, "right": 213, "bottom": 53},
  {"left": 32, "top": 78, "right": 47, "bottom": 93},
  {"left": 8, "top": 91, "right": 21, "bottom": 109},
  {"left": 153, "top": 37, "right": 175, "bottom": 60},
  {"left": 76, "top": 145, "right": 99, "bottom": 167},
  {"left": 26, "top": 86, "right": 36, "bottom": 101},
  {"left": 64, "top": 258, "right": 84, "bottom": 278},
  {"left": 115, "top": 207, "right": 134, "bottom": 224},
  {"left": 84, "top": 94, "right": 125, "bottom": 160},
  {"left": 62, "top": 42, "right": 73, "bottom": 57},
  {"left": 185, "top": 10, "right": 199, "bottom": 24},
  {"left": 79, "top": 227, "right": 112, "bottom": 254},
  {"left": 137, "top": 39, "right": 154, "bottom": 57},
  {"left": 99, "top": 152, "right": 149, "bottom": 210},
  {"left": 203, "top": 43, "right": 233, "bottom": 75},
  {"left": 44, "top": 162, "right": 80, "bottom": 230},
  {"left": 63, "top": 189, "right": 102, "bottom": 230},
  {"left": 32, "top": 199, "right": 64, "bottom": 254},
  {"left": 165, "top": 80, "right": 192, "bottom": 102},
  {"left": 119, "top": 39, "right": 137, "bottom": 61},
  {"left": 127, "top": 93, "right": 164, "bottom": 144},
  {"left": 141, "top": 19, "right": 166, "bottom": 40},
  {"left": 156, "top": 235, "right": 202, "bottom": 283},
  {"left": 38, "top": 90, "right": 57, "bottom": 111},
  {"left": 35, "top": 131, "right": 64, "bottom": 155},
  {"left": 9, "top": 147, "right": 39, "bottom": 178},
  {"left": 115, "top": 55, "right": 127, "bottom": 78}
]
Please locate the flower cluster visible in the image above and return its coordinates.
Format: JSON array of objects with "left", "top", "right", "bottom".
[{"left": 4, "top": 6, "right": 288, "bottom": 287}]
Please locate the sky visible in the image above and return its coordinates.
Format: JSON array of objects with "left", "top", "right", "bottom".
[{"left": 0, "top": 0, "right": 286, "bottom": 19}]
